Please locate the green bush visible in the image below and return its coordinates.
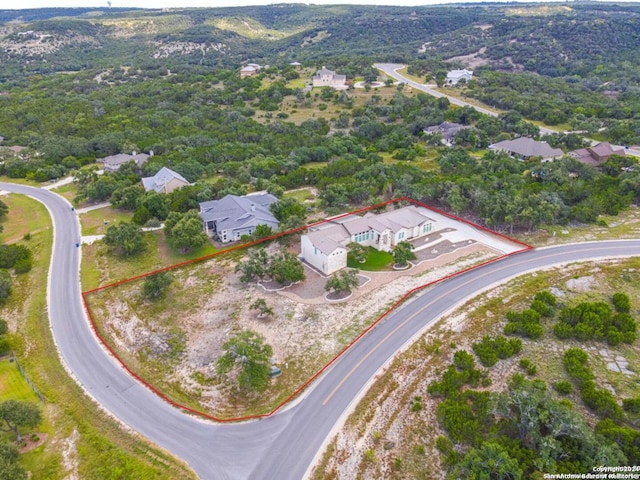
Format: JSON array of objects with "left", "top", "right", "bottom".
[
  {"left": 623, "top": 398, "right": 640, "bottom": 414},
  {"left": 563, "top": 348, "right": 593, "bottom": 384},
  {"left": 518, "top": 358, "right": 537, "bottom": 376},
  {"left": 472, "top": 336, "right": 521, "bottom": 367},
  {"left": 553, "top": 381, "right": 573, "bottom": 395},
  {"left": 612, "top": 292, "right": 631, "bottom": 313}
]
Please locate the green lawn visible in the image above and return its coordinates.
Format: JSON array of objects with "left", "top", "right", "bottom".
[
  {"left": 79, "top": 206, "right": 134, "bottom": 236},
  {"left": 348, "top": 246, "right": 393, "bottom": 271},
  {"left": 0, "top": 357, "right": 40, "bottom": 402},
  {"left": 0, "top": 194, "right": 50, "bottom": 244},
  {"left": 50, "top": 182, "right": 78, "bottom": 204},
  {"left": 284, "top": 188, "right": 316, "bottom": 203}
]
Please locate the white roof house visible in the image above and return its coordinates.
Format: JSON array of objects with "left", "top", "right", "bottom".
[
  {"left": 446, "top": 69, "right": 473, "bottom": 86},
  {"left": 301, "top": 206, "right": 434, "bottom": 275},
  {"left": 141, "top": 167, "right": 190, "bottom": 194}
]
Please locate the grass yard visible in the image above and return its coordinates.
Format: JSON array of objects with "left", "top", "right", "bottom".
[
  {"left": 394, "top": 67, "right": 424, "bottom": 84},
  {"left": 0, "top": 193, "right": 50, "bottom": 244},
  {"left": 283, "top": 188, "right": 316, "bottom": 203},
  {"left": 50, "top": 182, "right": 78, "bottom": 203},
  {"left": 0, "top": 357, "right": 40, "bottom": 402},
  {"left": 1, "top": 193, "right": 196, "bottom": 479},
  {"left": 82, "top": 230, "right": 220, "bottom": 290},
  {"left": 347, "top": 246, "right": 393, "bottom": 271},
  {"left": 79, "top": 206, "right": 134, "bottom": 236}
]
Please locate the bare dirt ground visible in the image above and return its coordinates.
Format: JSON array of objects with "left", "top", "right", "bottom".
[{"left": 89, "top": 234, "right": 504, "bottom": 417}]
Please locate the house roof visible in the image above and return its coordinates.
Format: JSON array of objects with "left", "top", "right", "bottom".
[
  {"left": 199, "top": 193, "right": 279, "bottom": 233},
  {"left": 141, "top": 167, "right": 189, "bottom": 193},
  {"left": 569, "top": 142, "right": 625, "bottom": 166},
  {"left": 590, "top": 142, "right": 625, "bottom": 158},
  {"left": 101, "top": 152, "right": 150, "bottom": 169},
  {"left": 313, "top": 67, "right": 346, "bottom": 82},
  {"left": 490, "top": 137, "right": 564, "bottom": 159},
  {"left": 307, "top": 206, "right": 434, "bottom": 254},
  {"left": 424, "top": 122, "right": 468, "bottom": 140},
  {"left": 447, "top": 69, "right": 473, "bottom": 78}
]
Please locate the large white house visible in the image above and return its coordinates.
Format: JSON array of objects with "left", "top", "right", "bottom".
[
  {"left": 446, "top": 69, "right": 473, "bottom": 86},
  {"left": 312, "top": 67, "right": 347, "bottom": 88},
  {"left": 301, "top": 206, "right": 434, "bottom": 275}
]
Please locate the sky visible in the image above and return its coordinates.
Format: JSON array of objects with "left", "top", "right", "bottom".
[{"left": 5, "top": 0, "right": 586, "bottom": 11}]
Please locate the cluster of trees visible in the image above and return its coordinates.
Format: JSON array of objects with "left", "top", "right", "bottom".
[
  {"left": 0, "top": 318, "right": 9, "bottom": 355},
  {"left": 431, "top": 351, "right": 630, "bottom": 479},
  {"left": 0, "top": 201, "right": 33, "bottom": 305},
  {"left": 103, "top": 223, "right": 146, "bottom": 257},
  {"left": 554, "top": 293, "right": 637, "bottom": 345},
  {"left": 164, "top": 210, "right": 208, "bottom": 253},
  {"left": 235, "top": 247, "right": 305, "bottom": 286}
]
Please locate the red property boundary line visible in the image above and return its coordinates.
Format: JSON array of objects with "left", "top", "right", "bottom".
[{"left": 81, "top": 197, "right": 533, "bottom": 423}]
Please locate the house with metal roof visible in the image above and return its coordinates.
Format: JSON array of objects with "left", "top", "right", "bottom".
[
  {"left": 198, "top": 193, "right": 279, "bottom": 243},
  {"left": 301, "top": 206, "right": 434, "bottom": 275},
  {"left": 489, "top": 137, "right": 564, "bottom": 161},
  {"left": 141, "top": 167, "right": 190, "bottom": 194}
]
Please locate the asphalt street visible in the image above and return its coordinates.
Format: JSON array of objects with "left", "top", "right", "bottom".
[{"left": 3, "top": 182, "right": 640, "bottom": 479}]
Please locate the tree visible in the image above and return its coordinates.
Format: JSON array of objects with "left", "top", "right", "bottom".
[
  {"left": 0, "top": 270, "right": 12, "bottom": 304},
  {"left": 250, "top": 298, "right": 273, "bottom": 319},
  {"left": 0, "top": 199, "right": 7, "bottom": 234},
  {"left": 325, "top": 269, "right": 360, "bottom": 297},
  {"left": 453, "top": 442, "right": 523, "bottom": 480},
  {"left": 165, "top": 210, "right": 207, "bottom": 253},
  {"left": 236, "top": 248, "right": 269, "bottom": 283},
  {"left": 268, "top": 250, "right": 305, "bottom": 285},
  {"left": 393, "top": 241, "right": 416, "bottom": 267},
  {"left": 0, "top": 441, "right": 27, "bottom": 480},
  {"left": 141, "top": 272, "right": 173, "bottom": 300},
  {"left": 0, "top": 400, "right": 41, "bottom": 444},
  {"left": 217, "top": 330, "right": 273, "bottom": 392},
  {"left": 347, "top": 242, "right": 367, "bottom": 264},
  {"left": 612, "top": 292, "right": 631, "bottom": 313},
  {"left": 103, "top": 223, "right": 146, "bottom": 257}
]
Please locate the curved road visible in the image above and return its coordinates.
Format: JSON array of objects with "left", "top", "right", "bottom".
[
  {"left": 3, "top": 181, "right": 640, "bottom": 479},
  {"left": 375, "top": 61, "right": 640, "bottom": 159}
]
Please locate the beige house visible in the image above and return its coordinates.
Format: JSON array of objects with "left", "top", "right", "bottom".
[
  {"left": 312, "top": 67, "right": 346, "bottom": 89},
  {"left": 240, "top": 63, "right": 261, "bottom": 78},
  {"left": 446, "top": 69, "right": 473, "bottom": 86},
  {"left": 301, "top": 206, "right": 434, "bottom": 275},
  {"left": 569, "top": 142, "right": 625, "bottom": 166},
  {"left": 141, "top": 167, "right": 190, "bottom": 194}
]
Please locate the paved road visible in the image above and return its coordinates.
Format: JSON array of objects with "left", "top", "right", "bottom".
[
  {"left": 374, "top": 62, "right": 640, "bottom": 156},
  {"left": 4, "top": 181, "right": 640, "bottom": 479}
]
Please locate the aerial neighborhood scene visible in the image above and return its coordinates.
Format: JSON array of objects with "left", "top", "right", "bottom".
[{"left": 1, "top": 1, "right": 640, "bottom": 479}]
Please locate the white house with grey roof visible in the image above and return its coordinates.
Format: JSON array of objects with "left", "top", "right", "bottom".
[
  {"left": 198, "top": 193, "right": 279, "bottom": 243},
  {"left": 446, "top": 69, "right": 473, "bottom": 86},
  {"left": 141, "top": 167, "right": 190, "bottom": 194},
  {"left": 301, "top": 206, "right": 434, "bottom": 275}
]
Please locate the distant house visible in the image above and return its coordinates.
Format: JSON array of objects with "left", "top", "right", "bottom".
[
  {"left": 141, "top": 167, "right": 190, "bottom": 194},
  {"left": 312, "top": 67, "right": 346, "bottom": 89},
  {"left": 446, "top": 69, "right": 473, "bottom": 86},
  {"left": 289, "top": 61, "right": 302, "bottom": 68},
  {"left": 489, "top": 137, "right": 564, "bottom": 161},
  {"left": 198, "top": 193, "right": 279, "bottom": 243},
  {"left": 301, "top": 206, "right": 434, "bottom": 275},
  {"left": 100, "top": 152, "right": 151, "bottom": 172},
  {"left": 240, "top": 63, "right": 261, "bottom": 78},
  {"left": 568, "top": 142, "right": 625, "bottom": 166},
  {"left": 424, "top": 122, "right": 470, "bottom": 145}
]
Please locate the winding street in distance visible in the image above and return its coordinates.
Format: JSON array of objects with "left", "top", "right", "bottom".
[{"left": 3, "top": 181, "right": 640, "bottom": 480}]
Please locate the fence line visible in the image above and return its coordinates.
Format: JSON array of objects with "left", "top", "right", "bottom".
[{"left": 10, "top": 352, "right": 46, "bottom": 403}]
